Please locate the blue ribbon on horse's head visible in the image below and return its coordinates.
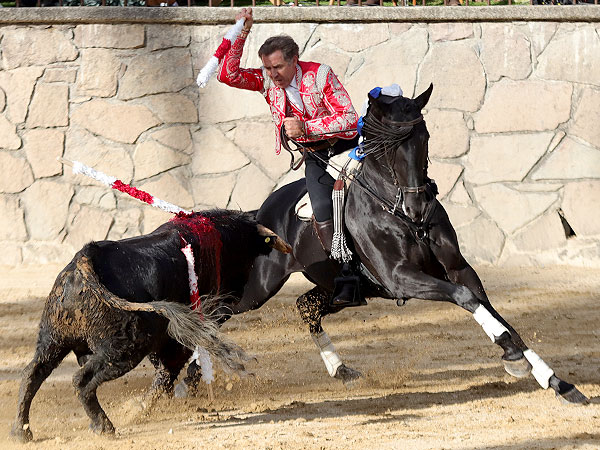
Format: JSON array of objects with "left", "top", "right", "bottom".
[
  {"left": 356, "top": 116, "right": 365, "bottom": 136},
  {"left": 361, "top": 84, "right": 404, "bottom": 137},
  {"left": 350, "top": 145, "right": 366, "bottom": 161},
  {"left": 369, "top": 87, "right": 382, "bottom": 99}
]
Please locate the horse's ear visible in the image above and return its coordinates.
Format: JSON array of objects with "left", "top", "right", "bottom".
[
  {"left": 367, "top": 92, "right": 380, "bottom": 114},
  {"left": 367, "top": 92, "right": 378, "bottom": 105},
  {"left": 415, "top": 83, "right": 433, "bottom": 110}
]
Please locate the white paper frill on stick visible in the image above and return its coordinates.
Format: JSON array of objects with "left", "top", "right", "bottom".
[{"left": 196, "top": 18, "right": 246, "bottom": 88}]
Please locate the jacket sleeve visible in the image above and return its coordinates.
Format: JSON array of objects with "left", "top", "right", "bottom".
[
  {"left": 216, "top": 30, "right": 264, "bottom": 92},
  {"left": 303, "top": 67, "right": 358, "bottom": 140}
]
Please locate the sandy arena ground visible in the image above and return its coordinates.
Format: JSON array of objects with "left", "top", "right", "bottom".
[{"left": 0, "top": 264, "right": 598, "bottom": 449}]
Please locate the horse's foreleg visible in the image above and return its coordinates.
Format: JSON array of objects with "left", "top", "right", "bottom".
[
  {"left": 434, "top": 249, "right": 588, "bottom": 404},
  {"left": 445, "top": 264, "right": 530, "bottom": 374},
  {"left": 393, "top": 266, "right": 579, "bottom": 402},
  {"left": 447, "top": 264, "right": 525, "bottom": 344},
  {"left": 296, "top": 286, "right": 361, "bottom": 384},
  {"left": 393, "top": 266, "right": 521, "bottom": 363}
]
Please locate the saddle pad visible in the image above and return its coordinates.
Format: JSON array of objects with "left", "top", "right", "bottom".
[
  {"left": 326, "top": 150, "right": 352, "bottom": 180},
  {"left": 295, "top": 192, "right": 313, "bottom": 222},
  {"left": 294, "top": 150, "right": 360, "bottom": 222}
]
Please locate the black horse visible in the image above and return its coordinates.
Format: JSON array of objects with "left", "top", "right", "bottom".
[{"left": 183, "top": 84, "right": 588, "bottom": 405}]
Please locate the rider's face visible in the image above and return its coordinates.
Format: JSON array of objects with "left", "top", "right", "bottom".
[{"left": 261, "top": 50, "right": 297, "bottom": 89}]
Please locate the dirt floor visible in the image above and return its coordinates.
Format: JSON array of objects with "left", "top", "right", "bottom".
[{"left": 0, "top": 264, "right": 598, "bottom": 450}]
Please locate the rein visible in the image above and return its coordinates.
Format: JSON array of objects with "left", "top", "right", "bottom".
[
  {"left": 280, "top": 127, "right": 356, "bottom": 171},
  {"left": 280, "top": 126, "right": 308, "bottom": 170},
  {"left": 279, "top": 111, "right": 436, "bottom": 241},
  {"left": 353, "top": 111, "right": 437, "bottom": 241}
]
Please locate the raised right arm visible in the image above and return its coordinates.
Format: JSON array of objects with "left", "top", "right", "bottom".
[{"left": 217, "top": 9, "right": 264, "bottom": 92}]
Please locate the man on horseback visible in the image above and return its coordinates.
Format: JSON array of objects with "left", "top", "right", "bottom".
[
  {"left": 188, "top": 40, "right": 591, "bottom": 400},
  {"left": 217, "top": 8, "right": 362, "bottom": 306}
]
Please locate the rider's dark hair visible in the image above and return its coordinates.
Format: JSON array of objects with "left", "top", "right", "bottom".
[{"left": 258, "top": 35, "right": 299, "bottom": 62}]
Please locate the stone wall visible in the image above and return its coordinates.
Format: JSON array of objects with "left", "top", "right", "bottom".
[{"left": 0, "top": 8, "right": 599, "bottom": 267}]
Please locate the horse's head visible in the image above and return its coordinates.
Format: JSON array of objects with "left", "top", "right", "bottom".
[{"left": 362, "top": 84, "right": 433, "bottom": 224}]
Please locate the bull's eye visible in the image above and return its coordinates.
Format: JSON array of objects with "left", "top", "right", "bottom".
[{"left": 265, "top": 237, "right": 271, "bottom": 244}]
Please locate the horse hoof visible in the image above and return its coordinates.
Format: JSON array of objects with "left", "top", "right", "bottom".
[
  {"left": 556, "top": 386, "right": 589, "bottom": 405},
  {"left": 503, "top": 357, "right": 532, "bottom": 378},
  {"left": 10, "top": 423, "right": 33, "bottom": 443},
  {"left": 334, "top": 364, "right": 362, "bottom": 385}
]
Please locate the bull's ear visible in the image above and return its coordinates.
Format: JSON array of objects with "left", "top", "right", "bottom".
[
  {"left": 415, "top": 83, "right": 433, "bottom": 110},
  {"left": 256, "top": 224, "right": 292, "bottom": 254}
]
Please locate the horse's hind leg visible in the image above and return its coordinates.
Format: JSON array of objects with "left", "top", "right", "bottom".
[
  {"left": 11, "top": 335, "right": 69, "bottom": 443},
  {"left": 296, "top": 286, "right": 361, "bottom": 384},
  {"left": 296, "top": 285, "right": 329, "bottom": 335}
]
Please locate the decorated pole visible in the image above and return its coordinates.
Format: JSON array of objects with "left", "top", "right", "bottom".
[
  {"left": 59, "top": 158, "right": 190, "bottom": 215},
  {"left": 196, "top": 17, "right": 246, "bottom": 88}
]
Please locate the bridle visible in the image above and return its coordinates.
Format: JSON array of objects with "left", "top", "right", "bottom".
[
  {"left": 361, "top": 112, "right": 426, "bottom": 187},
  {"left": 279, "top": 108, "right": 437, "bottom": 241},
  {"left": 355, "top": 111, "right": 437, "bottom": 241}
]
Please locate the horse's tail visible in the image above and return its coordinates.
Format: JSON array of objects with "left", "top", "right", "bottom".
[{"left": 74, "top": 254, "right": 249, "bottom": 373}]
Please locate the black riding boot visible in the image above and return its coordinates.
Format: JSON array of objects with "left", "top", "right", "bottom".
[
  {"left": 314, "top": 219, "right": 364, "bottom": 307},
  {"left": 314, "top": 218, "right": 334, "bottom": 253}
]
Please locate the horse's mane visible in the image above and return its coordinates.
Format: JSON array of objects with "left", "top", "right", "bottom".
[{"left": 361, "top": 110, "right": 415, "bottom": 159}]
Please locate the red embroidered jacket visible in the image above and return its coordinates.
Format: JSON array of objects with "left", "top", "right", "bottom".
[{"left": 217, "top": 30, "right": 358, "bottom": 154}]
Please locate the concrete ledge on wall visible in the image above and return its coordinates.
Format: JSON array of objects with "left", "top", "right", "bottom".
[{"left": 0, "top": 5, "right": 599, "bottom": 25}]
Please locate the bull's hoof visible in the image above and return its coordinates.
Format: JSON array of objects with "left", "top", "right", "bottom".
[
  {"left": 334, "top": 364, "right": 362, "bottom": 385},
  {"left": 10, "top": 423, "right": 33, "bottom": 443},
  {"left": 556, "top": 386, "right": 589, "bottom": 405},
  {"left": 503, "top": 356, "right": 532, "bottom": 378},
  {"left": 89, "top": 418, "right": 115, "bottom": 435}
]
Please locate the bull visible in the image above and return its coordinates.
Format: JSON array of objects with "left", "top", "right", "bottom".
[{"left": 11, "top": 209, "right": 291, "bottom": 443}]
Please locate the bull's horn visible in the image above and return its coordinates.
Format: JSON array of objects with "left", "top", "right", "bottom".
[{"left": 256, "top": 224, "right": 292, "bottom": 254}]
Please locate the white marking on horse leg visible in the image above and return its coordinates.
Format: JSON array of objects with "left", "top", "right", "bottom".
[
  {"left": 523, "top": 349, "right": 554, "bottom": 389},
  {"left": 472, "top": 305, "right": 510, "bottom": 342},
  {"left": 312, "top": 331, "right": 343, "bottom": 377}
]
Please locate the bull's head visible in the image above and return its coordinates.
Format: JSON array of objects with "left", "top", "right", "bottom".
[{"left": 256, "top": 224, "right": 292, "bottom": 254}]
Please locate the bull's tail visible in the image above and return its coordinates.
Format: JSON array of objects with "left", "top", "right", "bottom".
[{"left": 74, "top": 254, "right": 249, "bottom": 373}]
